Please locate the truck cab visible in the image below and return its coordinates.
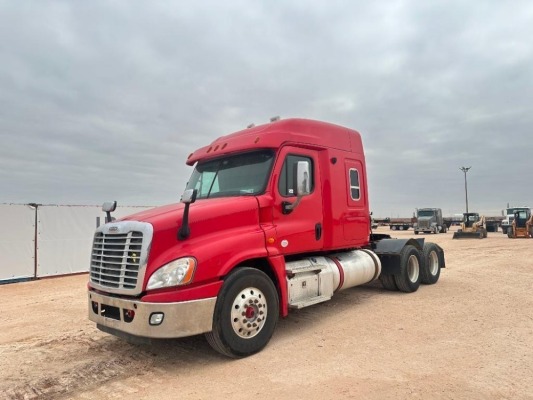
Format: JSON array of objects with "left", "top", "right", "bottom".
[
  {"left": 88, "top": 118, "right": 445, "bottom": 357},
  {"left": 413, "top": 208, "right": 446, "bottom": 234}
]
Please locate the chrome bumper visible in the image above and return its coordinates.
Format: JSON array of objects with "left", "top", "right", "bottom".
[{"left": 88, "top": 290, "right": 216, "bottom": 339}]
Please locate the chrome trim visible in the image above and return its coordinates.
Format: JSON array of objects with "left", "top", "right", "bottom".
[
  {"left": 88, "top": 291, "right": 216, "bottom": 338},
  {"left": 89, "top": 221, "right": 153, "bottom": 295}
]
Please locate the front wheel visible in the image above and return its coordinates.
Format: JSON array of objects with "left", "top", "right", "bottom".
[
  {"left": 394, "top": 245, "right": 421, "bottom": 293},
  {"left": 206, "top": 268, "right": 279, "bottom": 358}
]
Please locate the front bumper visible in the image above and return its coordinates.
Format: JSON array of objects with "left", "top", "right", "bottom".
[
  {"left": 415, "top": 228, "right": 436, "bottom": 233},
  {"left": 88, "top": 290, "right": 216, "bottom": 339}
]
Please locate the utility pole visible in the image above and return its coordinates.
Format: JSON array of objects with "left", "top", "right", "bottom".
[{"left": 459, "top": 167, "right": 471, "bottom": 213}]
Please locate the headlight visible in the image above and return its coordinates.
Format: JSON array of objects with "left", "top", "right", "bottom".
[{"left": 146, "top": 257, "right": 197, "bottom": 290}]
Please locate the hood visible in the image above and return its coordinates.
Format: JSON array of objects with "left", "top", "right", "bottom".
[
  {"left": 120, "top": 197, "right": 261, "bottom": 233},
  {"left": 120, "top": 202, "right": 184, "bottom": 226}
]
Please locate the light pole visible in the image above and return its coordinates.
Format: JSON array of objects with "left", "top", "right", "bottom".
[{"left": 460, "top": 166, "right": 471, "bottom": 213}]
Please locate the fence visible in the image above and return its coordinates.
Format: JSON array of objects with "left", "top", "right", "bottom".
[{"left": 0, "top": 204, "right": 153, "bottom": 283}]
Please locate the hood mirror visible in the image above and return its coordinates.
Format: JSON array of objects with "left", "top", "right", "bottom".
[{"left": 178, "top": 189, "right": 197, "bottom": 240}]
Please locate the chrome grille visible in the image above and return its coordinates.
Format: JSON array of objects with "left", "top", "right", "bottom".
[
  {"left": 90, "top": 221, "right": 153, "bottom": 294},
  {"left": 418, "top": 220, "right": 430, "bottom": 229},
  {"left": 90, "top": 231, "right": 143, "bottom": 289}
]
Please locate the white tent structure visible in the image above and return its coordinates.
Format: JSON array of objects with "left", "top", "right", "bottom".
[{"left": 0, "top": 204, "right": 153, "bottom": 283}]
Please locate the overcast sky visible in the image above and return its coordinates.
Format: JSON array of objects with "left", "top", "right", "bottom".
[{"left": 1, "top": 1, "right": 532, "bottom": 217}]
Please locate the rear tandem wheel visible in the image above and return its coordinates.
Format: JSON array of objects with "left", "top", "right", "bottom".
[
  {"left": 393, "top": 245, "right": 422, "bottom": 293},
  {"left": 420, "top": 242, "right": 441, "bottom": 284}
]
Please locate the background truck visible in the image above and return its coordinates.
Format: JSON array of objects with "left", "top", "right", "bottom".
[
  {"left": 88, "top": 118, "right": 445, "bottom": 358},
  {"left": 413, "top": 208, "right": 447, "bottom": 234},
  {"left": 501, "top": 206, "right": 530, "bottom": 234}
]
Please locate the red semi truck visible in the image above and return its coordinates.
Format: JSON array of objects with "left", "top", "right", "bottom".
[{"left": 88, "top": 118, "right": 445, "bottom": 358}]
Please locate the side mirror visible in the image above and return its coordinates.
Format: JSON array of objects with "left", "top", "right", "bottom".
[
  {"left": 178, "top": 189, "right": 198, "bottom": 240},
  {"left": 102, "top": 201, "right": 117, "bottom": 223},
  {"left": 282, "top": 161, "right": 310, "bottom": 214},
  {"left": 181, "top": 188, "right": 197, "bottom": 204},
  {"left": 102, "top": 201, "right": 117, "bottom": 212},
  {"left": 295, "top": 161, "right": 311, "bottom": 196}
]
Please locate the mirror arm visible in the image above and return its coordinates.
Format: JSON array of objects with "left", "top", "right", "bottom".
[
  {"left": 178, "top": 189, "right": 197, "bottom": 240},
  {"left": 282, "top": 195, "right": 303, "bottom": 215},
  {"left": 178, "top": 203, "right": 192, "bottom": 240}
]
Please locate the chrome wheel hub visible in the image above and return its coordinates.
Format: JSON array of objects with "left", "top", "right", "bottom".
[{"left": 231, "top": 287, "right": 267, "bottom": 339}]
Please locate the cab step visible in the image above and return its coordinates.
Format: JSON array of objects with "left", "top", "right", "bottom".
[{"left": 289, "top": 295, "right": 331, "bottom": 309}]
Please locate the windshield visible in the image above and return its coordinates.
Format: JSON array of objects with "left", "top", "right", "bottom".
[
  {"left": 186, "top": 150, "right": 274, "bottom": 199},
  {"left": 418, "top": 210, "right": 435, "bottom": 217}
]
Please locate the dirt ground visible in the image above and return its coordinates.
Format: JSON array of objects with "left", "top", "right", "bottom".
[{"left": 1, "top": 226, "right": 532, "bottom": 400}]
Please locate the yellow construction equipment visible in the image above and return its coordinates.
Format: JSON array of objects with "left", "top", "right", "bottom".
[
  {"left": 507, "top": 209, "right": 533, "bottom": 238},
  {"left": 453, "top": 213, "right": 487, "bottom": 239}
]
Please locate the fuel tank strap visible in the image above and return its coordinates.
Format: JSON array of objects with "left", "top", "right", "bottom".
[{"left": 326, "top": 256, "right": 344, "bottom": 293}]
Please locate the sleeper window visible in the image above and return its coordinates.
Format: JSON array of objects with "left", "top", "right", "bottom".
[{"left": 349, "top": 169, "right": 360, "bottom": 200}]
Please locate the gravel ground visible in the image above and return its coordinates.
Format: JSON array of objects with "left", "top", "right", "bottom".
[{"left": 1, "top": 226, "right": 532, "bottom": 400}]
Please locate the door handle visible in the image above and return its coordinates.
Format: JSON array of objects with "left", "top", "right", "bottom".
[{"left": 315, "top": 223, "right": 322, "bottom": 240}]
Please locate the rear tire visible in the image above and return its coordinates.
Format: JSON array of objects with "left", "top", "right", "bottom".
[
  {"left": 380, "top": 274, "right": 398, "bottom": 291},
  {"left": 507, "top": 227, "right": 514, "bottom": 238},
  {"left": 393, "top": 245, "right": 422, "bottom": 293},
  {"left": 420, "top": 243, "right": 441, "bottom": 284},
  {"left": 205, "top": 268, "right": 279, "bottom": 358}
]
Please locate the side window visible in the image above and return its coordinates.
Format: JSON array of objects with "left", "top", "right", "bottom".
[
  {"left": 349, "top": 168, "right": 360, "bottom": 200},
  {"left": 279, "top": 155, "right": 314, "bottom": 197}
]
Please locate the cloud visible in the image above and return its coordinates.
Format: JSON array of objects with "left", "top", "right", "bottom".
[{"left": 0, "top": 1, "right": 532, "bottom": 216}]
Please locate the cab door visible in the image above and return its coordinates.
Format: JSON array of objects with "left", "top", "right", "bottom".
[{"left": 272, "top": 146, "right": 323, "bottom": 255}]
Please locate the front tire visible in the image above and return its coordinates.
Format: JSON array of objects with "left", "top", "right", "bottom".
[
  {"left": 394, "top": 245, "right": 422, "bottom": 293},
  {"left": 420, "top": 243, "right": 441, "bottom": 284},
  {"left": 205, "top": 268, "right": 279, "bottom": 358}
]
